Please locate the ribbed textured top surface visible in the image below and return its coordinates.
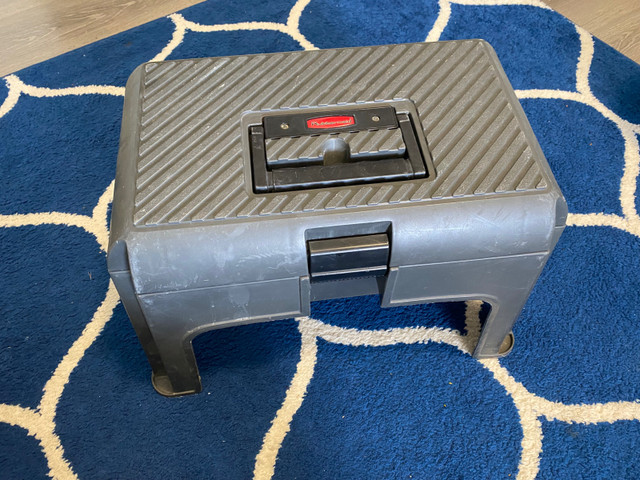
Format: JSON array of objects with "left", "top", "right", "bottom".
[{"left": 133, "top": 41, "right": 548, "bottom": 226}]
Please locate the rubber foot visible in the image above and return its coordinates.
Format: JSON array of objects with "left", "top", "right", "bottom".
[
  {"left": 497, "top": 331, "right": 515, "bottom": 357},
  {"left": 151, "top": 372, "right": 200, "bottom": 397}
]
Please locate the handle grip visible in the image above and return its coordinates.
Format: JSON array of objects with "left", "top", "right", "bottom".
[{"left": 250, "top": 104, "right": 430, "bottom": 193}]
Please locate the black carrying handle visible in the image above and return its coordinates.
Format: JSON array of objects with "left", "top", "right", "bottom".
[{"left": 250, "top": 105, "right": 428, "bottom": 193}]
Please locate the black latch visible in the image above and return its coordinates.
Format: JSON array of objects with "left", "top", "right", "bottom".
[
  {"left": 249, "top": 104, "right": 431, "bottom": 193},
  {"left": 307, "top": 233, "right": 390, "bottom": 282}
]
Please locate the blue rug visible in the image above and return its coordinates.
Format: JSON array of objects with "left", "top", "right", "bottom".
[{"left": 1, "top": 0, "right": 639, "bottom": 478}]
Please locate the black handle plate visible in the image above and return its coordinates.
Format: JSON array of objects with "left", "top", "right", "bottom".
[{"left": 250, "top": 104, "right": 430, "bottom": 193}]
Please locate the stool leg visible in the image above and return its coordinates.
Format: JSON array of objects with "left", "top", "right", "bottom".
[
  {"left": 111, "top": 272, "right": 171, "bottom": 384},
  {"left": 472, "top": 280, "right": 533, "bottom": 359},
  {"left": 469, "top": 253, "right": 550, "bottom": 359},
  {"left": 115, "top": 287, "right": 202, "bottom": 395},
  {"left": 149, "top": 333, "right": 202, "bottom": 397},
  {"left": 385, "top": 253, "right": 548, "bottom": 359}
]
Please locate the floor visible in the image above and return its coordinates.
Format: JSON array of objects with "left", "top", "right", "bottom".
[
  {"left": 0, "top": 0, "right": 203, "bottom": 77},
  {"left": 0, "top": 0, "right": 638, "bottom": 77},
  {"left": 545, "top": 0, "right": 640, "bottom": 62}
]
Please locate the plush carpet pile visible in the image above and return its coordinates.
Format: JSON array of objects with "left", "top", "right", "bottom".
[{"left": 1, "top": 0, "right": 639, "bottom": 478}]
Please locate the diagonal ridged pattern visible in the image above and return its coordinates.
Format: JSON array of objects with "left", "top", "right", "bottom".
[{"left": 132, "top": 41, "right": 549, "bottom": 226}]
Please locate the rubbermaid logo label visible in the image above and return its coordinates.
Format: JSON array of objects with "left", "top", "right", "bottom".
[{"left": 306, "top": 116, "right": 355, "bottom": 129}]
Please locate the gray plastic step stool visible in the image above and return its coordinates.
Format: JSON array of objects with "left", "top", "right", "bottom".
[{"left": 108, "top": 40, "right": 567, "bottom": 396}]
